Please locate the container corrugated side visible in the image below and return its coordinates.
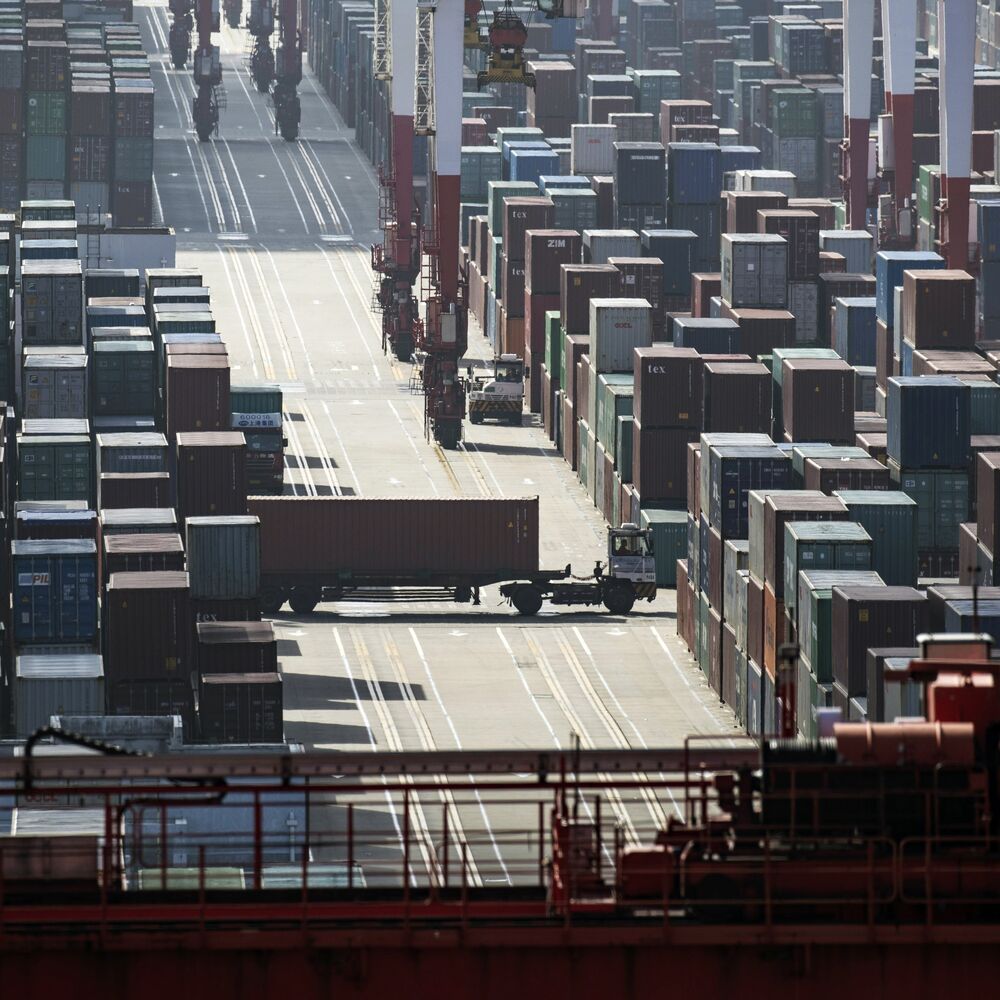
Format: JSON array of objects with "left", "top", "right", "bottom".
[
  {"left": 14, "top": 652, "right": 104, "bottom": 738},
  {"left": 185, "top": 516, "right": 261, "bottom": 599}
]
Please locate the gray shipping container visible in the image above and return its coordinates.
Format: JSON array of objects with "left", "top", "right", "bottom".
[
  {"left": 22, "top": 418, "right": 89, "bottom": 436},
  {"left": 100, "top": 507, "right": 179, "bottom": 535},
  {"left": 583, "top": 229, "right": 642, "bottom": 264},
  {"left": 113, "top": 137, "right": 154, "bottom": 181},
  {"left": 17, "top": 433, "right": 92, "bottom": 503},
  {"left": 14, "top": 652, "right": 105, "bottom": 738},
  {"left": 96, "top": 432, "right": 170, "bottom": 475},
  {"left": 185, "top": 515, "right": 261, "bottom": 600},
  {"left": 721, "top": 233, "right": 788, "bottom": 308},
  {"left": 21, "top": 259, "right": 84, "bottom": 345},
  {"left": 22, "top": 351, "right": 89, "bottom": 420}
]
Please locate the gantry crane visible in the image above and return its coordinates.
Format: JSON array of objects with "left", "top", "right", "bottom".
[
  {"left": 224, "top": 0, "right": 242, "bottom": 28},
  {"left": 248, "top": 0, "right": 276, "bottom": 93},
  {"left": 192, "top": 0, "right": 223, "bottom": 140},
  {"left": 168, "top": 0, "right": 193, "bottom": 68},
  {"left": 271, "top": 0, "right": 303, "bottom": 141}
]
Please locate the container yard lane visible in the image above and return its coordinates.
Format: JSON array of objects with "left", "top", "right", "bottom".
[{"left": 139, "top": 0, "right": 734, "bottom": 884}]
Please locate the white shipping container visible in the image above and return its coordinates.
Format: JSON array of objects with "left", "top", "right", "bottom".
[
  {"left": 721, "top": 233, "right": 788, "bottom": 308},
  {"left": 583, "top": 228, "right": 641, "bottom": 264},
  {"left": 22, "top": 351, "right": 89, "bottom": 420},
  {"left": 819, "top": 229, "right": 873, "bottom": 274},
  {"left": 571, "top": 124, "right": 617, "bottom": 175},
  {"left": 732, "top": 168, "right": 797, "bottom": 198},
  {"left": 15, "top": 652, "right": 104, "bottom": 738},
  {"left": 589, "top": 297, "right": 653, "bottom": 372}
]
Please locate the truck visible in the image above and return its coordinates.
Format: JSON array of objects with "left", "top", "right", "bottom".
[
  {"left": 248, "top": 496, "right": 657, "bottom": 616},
  {"left": 231, "top": 384, "right": 285, "bottom": 494},
  {"left": 466, "top": 354, "right": 524, "bottom": 425}
]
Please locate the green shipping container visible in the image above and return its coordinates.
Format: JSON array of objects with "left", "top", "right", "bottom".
[
  {"left": 26, "top": 136, "right": 66, "bottom": 182},
  {"left": 771, "top": 88, "right": 818, "bottom": 136},
  {"left": 962, "top": 377, "right": 1000, "bottom": 434},
  {"left": 641, "top": 507, "right": 686, "bottom": 587},
  {"left": 26, "top": 92, "right": 67, "bottom": 135},
  {"left": 784, "top": 521, "right": 873, "bottom": 616},
  {"left": 486, "top": 181, "right": 536, "bottom": 235},
  {"left": 17, "top": 434, "right": 92, "bottom": 503},
  {"left": 918, "top": 164, "right": 940, "bottom": 224},
  {"left": 834, "top": 489, "right": 919, "bottom": 586},
  {"left": 891, "top": 466, "right": 969, "bottom": 550},
  {"left": 231, "top": 383, "right": 283, "bottom": 415},
  {"left": 578, "top": 417, "right": 590, "bottom": 493},
  {"left": 114, "top": 137, "right": 154, "bottom": 182},
  {"left": 617, "top": 415, "right": 633, "bottom": 483},
  {"left": 92, "top": 341, "right": 155, "bottom": 416},
  {"left": 797, "top": 569, "right": 886, "bottom": 683},
  {"left": 544, "top": 310, "right": 561, "bottom": 379},
  {"left": 596, "top": 374, "right": 633, "bottom": 457}
]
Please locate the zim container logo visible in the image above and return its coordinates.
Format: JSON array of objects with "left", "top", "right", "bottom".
[{"left": 18, "top": 573, "right": 50, "bottom": 587}]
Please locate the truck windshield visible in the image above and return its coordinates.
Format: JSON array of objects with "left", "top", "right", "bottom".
[
  {"left": 613, "top": 534, "right": 644, "bottom": 556},
  {"left": 494, "top": 362, "right": 521, "bottom": 382}
]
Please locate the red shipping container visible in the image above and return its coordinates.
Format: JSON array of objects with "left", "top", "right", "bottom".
[
  {"left": 560, "top": 264, "right": 618, "bottom": 336},
  {"left": 632, "top": 345, "right": 701, "bottom": 429},
  {"left": 725, "top": 191, "right": 788, "bottom": 234},
  {"left": 111, "top": 180, "right": 153, "bottom": 227},
  {"left": 526, "top": 290, "right": 559, "bottom": 409},
  {"left": 176, "top": 432, "right": 247, "bottom": 522},
  {"left": 702, "top": 362, "right": 770, "bottom": 434},
  {"left": 591, "top": 175, "right": 615, "bottom": 228},
  {"left": 98, "top": 472, "right": 172, "bottom": 509},
  {"left": 672, "top": 123, "right": 720, "bottom": 143},
  {"left": 977, "top": 451, "right": 1000, "bottom": 556},
  {"left": 166, "top": 354, "right": 231, "bottom": 437},
  {"left": 631, "top": 421, "right": 698, "bottom": 501},
  {"left": 901, "top": 269, "right": 977, "bottom": 350},
  {"left": 658, "top": 99, "right": 712, "bottom": 145},
  {"left": 103, "top": 532, "right": 185, "bottom": 577},
  {"left": 248, "top": 496, "right": 540, "bottom": 579},
  {"left": 719, "top": 303, "right": 795, "bottom": 356},
  {"left": 589, "top": 95, "right": 634, "bottom": 124},
  {"left": 500, "top": 307, "right": 525, "bottom": 359},
  {"left": 192, "top": 596, "right": 262, "bottom": 623},
  {"left": 788, "top": 198, "right": 837, "bottom": 229},
  {"left": 803, "top": 457, "right": 891, "bottom": 493},
  {"left": 501, "top": 253, "right": 526, "bottom": 317},
  {"left": 781, "top": 357, "right": 855, "bottom": 443},
  {"left": 525, "top": 230, "right": 581, "bottom": 295},
  {"left": 103, "top": 570, "right": 194, "bottom": 681},
  {"left": 687, "top": 442, "right": 701, "bottom": 519},
  {"left": 197, "top": 621, "right": 278, "bottom": 674},
  {"left": 691, "top": 272, "right": 720, "bottom": 317},
  {"left": 610, "top": 257, "right": 664, "bottom": 333},
  {"left": 461, "top": 117, "right": 488, "bottom": 145},
  {"left": 70, "top": 85, "right": 112, "bottom": 135},
  {"left": 471, "top": 106, "right": 516, "bottom": 132}
]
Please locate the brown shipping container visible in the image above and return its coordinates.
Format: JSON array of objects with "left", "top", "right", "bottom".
[
  {"left": 677, "top": 559, "right": 691, "bottom": 648},
  {"left": 831, "top": 586, "right": 928, "bottom": 697},
  {"left": 166, "top": 355, "right": 231, "bottom": 437},
  {"left": 762, "top": 492, "right": 849, "bottom": 595},
  {"left": 658, "top": 99, "right": 712, "bottom": 144},
  {"left": 98, "top": 472, "right": 173, "bottom": 509},
  {"left": 192, "top": 596, "right": 262, "bottom": 623},
  {"left": 609, "top": 258, "right": 664, "bottom": 333},
  {"left": 176, "top": 432, "right": 247, "bottom": 522},
  {"left": 781, "top": 358, "right": 855, "bottom": 443},
  {"left": 789, "top": 198, "right": 837, "bottom": 229},
  {"left": 591, "top": 176, "right": 615, "bottom": 228},
  {"left": 633, "top": 346, "right": 701, "bottom": 429},
  {"left": 164, "top": 342, "right": 229, "bottom": 359},
  {"left": 247, "top": 496, "right": 540, "bottom": 578},
  {"left": 803, "top": 456, "right": 891, "bottom": 493},
  {"left": 857, "top": 431, "right": 888, "bottom": 464},
  {"left": 763, "top": 581, "right": 786, "bottom": 680},
  {"left": 560, "top": 264, "right": 618, "bottom": 336},
  {"left": 70, "top": 85, "right": 111, "bottom": 135},
  {"left": 875, "top": 319, "right": 893, "bottom": 388},
  {"left": 691, "top": 272, "right": 721, "bottom": 317},
  {"left": 959, "top": 522, "right": 979, "bottom": 585},
  {"left": 197, "top": 620, "right": 278, "bottom": 674},
  {"left": 756, "top": 208, "right": 820, "bottom": 281},
  {"left": 562, "top": 395, "right": 577, "bottom": 469},
  {"left": 911, "top": 350, "right": 994, "bottom": 377},
  {"left": 562, "top": 335, "right": 589, "bottom": 405},
  {"left": 525, "top": 230, "right": 581, "bottom": 295},
  {"left": 631, "top": 422, "right": 697, "bottom": 501},
  {"left": 501, "top": 254, "right": 526, "bottom": 317},
  {"left": 719, "top": 303, "right": 795, "bottom": 357},
  {"left": 103, "top": 532, "right": 185, "bottom": 577},
  {"left": 504, "top": 198, "right": 555, "bottom": 264},
  {"left": 977, "top": 452, "right": 1000, "bottom": 556},
  {"left": 819, "top": 250, "right": 846, "bottom": 273},
  {"left": 724, "top": 191, "right": 788, "bottom": 234},
  {"left": 702, "top": 362, "right": 770, "bottom": 434},
  {"left": 103, "top": 570, "right": 195, "bottom": 681},
  {"left": 109, "top": 679, "right": 193, "bottom": 731},
  {"left": 708, "top": 523, "right": 724, "bottom": 611},
  {"left": 747, "top": 575, "right": 764, "bottom": 669},
  {"left": 901, "top": 269, "right": 977, "bottom": 349}
]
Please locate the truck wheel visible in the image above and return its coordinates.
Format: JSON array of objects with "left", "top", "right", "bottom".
[
  {"left": 603, "top": 582, "right": 636, "bottom": 616},
  {"left": 512, "top": 585, "right": 543, "bottom": 616},
  {"left": 289, "top": 587, "right": 320, "bottom": 614},
  {"left": 470, "top": 411, "right": 483, "bottom": 425},
  {"left": 260, "top": 587, "right": 286, "bottom": 615},
  {"left": 507, "top": 413, "right": 521, "bottom": 426}
]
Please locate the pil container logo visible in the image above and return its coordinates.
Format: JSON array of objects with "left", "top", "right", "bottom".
[{"left": 18, "top": 572, "right": 50, "bottom": 586}]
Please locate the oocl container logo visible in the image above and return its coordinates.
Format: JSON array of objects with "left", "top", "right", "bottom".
[{"left": 18, "top": 573, "right": 50, "bottom": 586}]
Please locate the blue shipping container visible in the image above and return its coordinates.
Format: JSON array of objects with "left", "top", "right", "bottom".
[
  {"left": 668, "top": 201, "right": 720, "bottom": 269},
  {"left": 667, "top": 142, "right": 722, "bottom": 205},
  {"left": 673, "top": 316, "right": 740, "bottom": 352},
  {"left": 978, "top": 201, "right": 1000, "bottom": 261},
  {"left": 833, "top": 296, "right": 876, "bottom": 366},
  {"left": 720, "top": 145, "right": 762, "bottom": 175},
  {"left": 943, "top": 599, "right": 1000, "bottom": 637},
  {"left": 834, "top": 489, "right": 919, "bottom": 586},
  {"left": 982, "top": 261, "right": 1000, "bottom": 320},
  {"left": 875, "top": 250, "right": 944, "bottom": 326},
  {"left": 13, "top": 539, "right": 98, "bottom": 643},
  {"left": 887, "top": 376, "right": 970, "bottom": 469},
  {"left": 540, "top": 174, "right": 589, "bottom": 193},
  {"left": 641, "top": 228, "right": 696, "bottom": 294},
  {"left": 509, "top": 149, "right": 561, "bottom": 185},
  {"left": 708, "top": 446, "right": 794, "bottom": 538}
]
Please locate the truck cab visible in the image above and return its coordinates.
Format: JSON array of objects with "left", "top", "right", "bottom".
[
  {"left": 467, "top": 354, "right": 524, "bottom": 425},
  {"left": 231, "top": 384, "right": 285, "bottom": 494},
  {"left": 608, "top": 523, "right": 656, "bottom": 588}
]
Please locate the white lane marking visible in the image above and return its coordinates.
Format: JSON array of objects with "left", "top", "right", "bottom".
[
  {"left": 244, "top": 247, "right": 297, "bottom": 378},
  {"left": 221, "top": 136, "right": 258, "bottom": 232},
  {"left": 266, "top": 141, "right": 310, "bottom": 231},
  {"left": 151, "top": 172, "right": 164, "bottom": 226},
  {"left": 321, "top": 400, "right": 362, "bottom": 495},
  {"left": 296, "top": 141, "right": 341, "bottom": 231},
  {"left": 302, "top": 139, "right": 353, "bottom": 234},
  {"left": 301, "top": 400, "right": 341, "bottom": 494},
  {"left": 407, "top": 627, "right": 511, "bottom": 885},
  {"left": 331, "top": 627, "right": 408, "bottom": 870},
  {"left": 282, "top": 141, "right": 326, "bottom": 229},
  {"left": 387, "top": 400, "right": 440, "bottom": 495},
  {"left": 462, "top": 439, "right": 506, "bottom": 496},
  {"left": 495, "top": 626, "right": 559, "bottom": 746},
  {"left": 185, "top": 141, "right": 224, "bottom": 230},
  {"left": 208, "top": 137, "right": 243, "bottom": 231},
  {"left": 283, "top": 408, "right": 317, "bottom": 496},
  {"left": 260, "top": 245, "right": 318, "bottom": 379},
  {"left": 315, "top": 245, "right": 382, "bottom": 383},
  {"left": 216, "top": 245, "right": 262, "bottom": 380}
]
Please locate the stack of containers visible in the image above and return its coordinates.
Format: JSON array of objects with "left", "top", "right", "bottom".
[
  {"left": 0, "top": 17, "right": 22, "bottom": 210},
  {"left": 68, "top": 33, "right": 112, "bottom": 216},
  {"left": 765, "top": 87, "right": 820, "bottom": 197},
  {"left": 111, "top": 48, "right": 154, "bottom": 225},
  {"left": 612, "top": 141, "right": 666, "bottom": 229},
  {"left": 887, "top": 375, "right": 971, "bottom": 579},
  {"left": 526, "top": 61, "right": 575, "bottom": 136},
  {"left": 499, "top": 195, "right": 553, "bottom": 359},
  {"left": 979, "top": 202, "right": 1000, "bottom": 337},
  {"left": 667, "top": 142, "right": 721, "bottom": 270},
  {"left": 25, "top": 36, "right": 68, "bottom": 200}
]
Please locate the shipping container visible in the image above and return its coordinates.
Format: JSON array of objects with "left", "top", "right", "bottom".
[
  {"left": 103, "top": 570, "right": 193, "bottom": 680},
  {"left": 185, "top": 515, "right": 260, "bottom": 600},
  {"left": 100, "top": 506, "right": 178, "bottom": 536},
  {"left": 706, "top": 444, "right": 793, "bottom": 538},
  {"left": 98, "top": 471, "right": 172, "bottom": 510},
  {"left": 589, "top": 297, "right": 652, "bottom": 371},
  {"left": 165, "top": 355, "right": 231, "bottom": 437},
  {"left": 14, "top": 651, "right": 104, "bottom": 738},
  {"left": 702, "top": 362, "right": 771, "bottom": 434},
  {"left": 631, "top": 422, "right": 697, "bottom": 501},
  {"left": 12, "top": 538, "right": 98, "bottom": 643},
  {"left": 720, "top": 233, "right": 788, "bottom": 309},
  {"left": 92, "top": 340, "right": 155, "bottom": 416},
  {"left": 900, "top": 269, "right": 976, "bottom": 350},
  {"left": 103, "top": 532, "right": 185, "bottom": 576},
  {"left": 17, "top": 433, "right": 91, "bottom": 503},
  {"left": 22, "top": 351, "right": 88, "bottom": 420},
  {"left": 887, "top": 376, "right": 970, "bottom": 469},
  {"left": 874, "top": 249, "right": 944, "bottom": 325},
  {"left": 196, "top": 621, "right": 278, "bottom": 674},
  {"left": 781, "top": 357, "right": 855, "bottom": 444},
  {"left": 632, "top": 346, "right": 701, "bottom": 429},
  {"left": 176, "top": 432, "right": 247, "bottom": 522},
  {"left": 834, "top": 490, "right": 919, "bottom": 586},
  {"left": 783, "top": 521, "right": 873, "bottom": 617},
  {"left": 21, "top": 259, "right": 83, "bottom": 344},
  {"left": 199, "top": 672, "right": 283, "bottom": 744}
]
